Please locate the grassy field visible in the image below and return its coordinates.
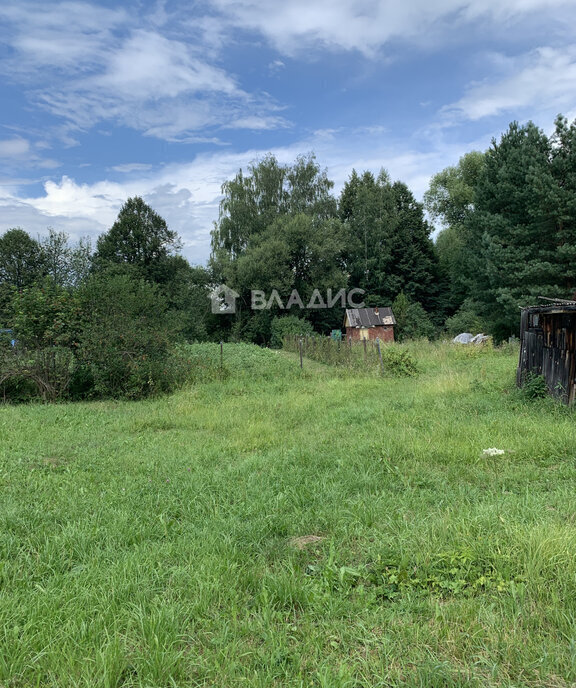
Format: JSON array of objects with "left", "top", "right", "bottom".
[{"left": 1, "top": 341, "right": 576, "bottom": 687}]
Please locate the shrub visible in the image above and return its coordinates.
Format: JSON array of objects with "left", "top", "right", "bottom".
[
  {"left": 444, "top": 300, "right": 487, "bottom": 337},
  {"left": 77, "top": 273, "right": 175, "bottom": 399},
  {"left": 270, "top": 315, "right": 315, "bottom": 348},
  {"left": 392, "top": 292, "right": 436, "bottom": 341},
  {"left": 380, "top": 346, "right": 419, "bottom": 377},
  {"left": 520, "top": 372, "right": 549, "bottom": 400},
  {"left": 0, "top": 346, "right": 76, "bottom": 401}
]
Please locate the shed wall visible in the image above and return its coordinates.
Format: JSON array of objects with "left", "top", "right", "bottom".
[
  {"left": 517, "top": 309, "right": 576, "bottom": 403},
  {"left": 348, "top": 326, "right": 394, "bottom": 343}
]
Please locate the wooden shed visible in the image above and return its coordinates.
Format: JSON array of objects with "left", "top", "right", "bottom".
[
  {"left": 344, "top": 307, "right": 395, "bottom": 343},
  {"left": 517, "top": 300, "right": 576, "bottom": 404}
]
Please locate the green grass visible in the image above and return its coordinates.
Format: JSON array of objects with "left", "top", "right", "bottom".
[{"left": 1, "top": 341, "right": 576, "bottom": 687}]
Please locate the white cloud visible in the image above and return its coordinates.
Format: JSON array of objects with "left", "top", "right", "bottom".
[
  {"left": 0, "top": 125, "right": 482, "bottom": 263},
  {"left": 0, "top": 2, "right": 126, "bottom": 74},
  {"left": 223, "top": 115, "right": 290, "bottom": 130},
  {"left": 0, "top": 2, "right": 287, "bottom": 141},
  {"left": 0, "top": 138, "right": 31, "bottom": 158},
  {"left": 111, "top": 163, "right": 154, "bottom": 173},
  {"left": 443, "top": 46, "right": 576, "bottom": 121},
  {"left": 268, "top": 59, "right": 285, "bottom": 74},
  {"left": 0, "top": 136, "right": 60, "bottom": 171},
  {"left": 97, "top": 30, "right": 239, "bottom": 100},
  {"left": 209, "top": 0, "right": 575, "bottom": 56},
  {"left": 29, "top": 27, "right": 261, "bottom": 139}
]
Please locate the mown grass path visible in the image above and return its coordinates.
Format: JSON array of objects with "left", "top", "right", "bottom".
[{"left": 1, "top": 343, "right": 576, "bottom": 687}]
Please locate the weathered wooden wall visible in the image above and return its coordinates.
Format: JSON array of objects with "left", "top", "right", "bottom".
[
  {"left": 347, "top": 326, "right": 394, "bottom": 343},
  {"left": 517, "top": 307, "right": 576, "bottom": 404}
]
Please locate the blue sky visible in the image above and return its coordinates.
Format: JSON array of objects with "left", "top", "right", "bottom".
[{"left": 1, "top": 0, "right": 575, "bottom": 264}]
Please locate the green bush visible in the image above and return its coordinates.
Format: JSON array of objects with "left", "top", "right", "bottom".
[
  {"left": 8, "top": 278, "right": 81, "bottom": 349},
  {"left": 392, "top": 292, "right": 436, "bottom": 341},
  {"left": 0, "top": 373, "right": 37, "bottom": 403},
  {"left": 380, "top": 346, "right": 419, "bottom": 377},
  {"left": 0, "top": 346, "right": 77, "bottom": 402},
  {"left": 444, "top": 300, "right": 487, "bottom": 337},
  {"left": 520, "top": 372, "right": 549, "bottom": 400},
  {"left": 270, "top": 315, "right": 315, "bottom": 348},
  {"left": 77, "top": 274, "right": 175, "bottom": 399}
]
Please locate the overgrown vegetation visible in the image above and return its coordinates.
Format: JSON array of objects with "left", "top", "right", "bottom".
[
  {"left": 283, "top": 334, "right": 419, "bottom": 377},
  {"left": 2, "top": 342, "right": 576, "bottom": 686},
  {"left": 426, "top": 115, "right": 576, "bottom": 339},
  {"left": 0, "top": 201, "right": 212, "bottom": 401},
  {"left": 3, "top": 112, "right": 576, "bottom": 401}
]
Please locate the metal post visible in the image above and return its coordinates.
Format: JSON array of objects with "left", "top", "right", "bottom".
[{"left": 299, "top": 338, "right": 303, "bottom": 369}]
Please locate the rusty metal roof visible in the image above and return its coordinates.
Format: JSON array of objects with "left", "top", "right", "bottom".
[{"left": 345, "top": 307, "right": 396, "bottom": 328}]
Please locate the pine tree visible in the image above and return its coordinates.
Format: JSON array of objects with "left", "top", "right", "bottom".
[{"left": 471, "top": 121, "right": 558, "bottom": 338}]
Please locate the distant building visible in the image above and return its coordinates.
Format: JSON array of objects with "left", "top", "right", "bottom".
[
  {"left": 517, "top": 300, "right": 576, "bottom": 404},
  {"left": 344, "top": 307, "right": 395, "bottom": 343}
]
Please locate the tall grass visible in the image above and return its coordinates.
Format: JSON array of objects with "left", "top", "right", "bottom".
[
  {"left": 283, "top": 334, "right": 419, "bottom": 376},
  {"left": 1, "top": 340, "right": 576, "bottom": 686}
]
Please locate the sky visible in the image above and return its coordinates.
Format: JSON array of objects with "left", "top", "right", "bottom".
[{"left": 0, "top": 0, "right": 575, "bottom": 265}]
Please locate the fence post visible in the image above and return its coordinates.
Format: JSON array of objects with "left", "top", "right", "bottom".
[
  {"left": 299, "top": 337, "right": 303, "bottom": 369},
  {"left": 363, "top": 337, "right": 367, "bottom": 363},
  {"left": 375, "top": 337, "right": 384, "bottom": 374}
]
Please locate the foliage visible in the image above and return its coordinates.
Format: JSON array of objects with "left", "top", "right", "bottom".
[
  {"left": 0, "top": 346, "right": 76, "bottom": 401},
  {"left": 283, "top": 334, "right": 419, "bottom": 377},
  {"left": 425, "top": 152, "right": 486, "bottom": 316},
  {"left": 380, "top": 344, "right": 420, "bottom": 376},
  {"left": 8, "top": 278, "right": 81, "bottom": 349},
  {"left": 425, "top": 151, "right": 485, "bottom": 228},
  {"left": 0, "top": 228, "right": 45, "bottom": 291},
  {"left": 211, "top": 153, "right": 337, "bottom": 260},
  {"left": 469, "top": 120, "right": 559, "bottom": 338},
  {"left": 0, "top": 202, "right": 213, "bottom": 401},
  {"left": 161, "top": 260, "right": 212, "bottom": 342},
  {"left": 392, "top": 291, "right": 436, "bottom": 341},
  {"left": 270, "top": 315, "right": 315, "bottom": 348},
  {"left": 307, "top": 547, "right": 518, "bottom": 600},
  {"left": 41, "top": 229, "right": 92, "bottom": 288},
  {"left": 93, "top": 196, "right": 181, "bottom": 279},
  {"left": 76, "top": 273, "right": 175, "bottom": 399},
  {"left": 211, "top": 155, "right": 346, "bottom": 341},
  {"left": 340, "top": 170, "right": 440, "bottom": 314},
  {"left": 519, "top": 371, "right": 549, "bottom": 400},
  {"left": 427, "top": 115, "right": 576, "bottom": 339},
  {"left": 443, "top": 300, "right": 488, "bottom": 337}
]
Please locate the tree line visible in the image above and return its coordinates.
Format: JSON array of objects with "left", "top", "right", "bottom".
[
  {"left": 427, "top": 115, "right": 576, "bottom": 340},
  {"left": 1, "top": 114, "right": 574, "bottom": 399}
]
